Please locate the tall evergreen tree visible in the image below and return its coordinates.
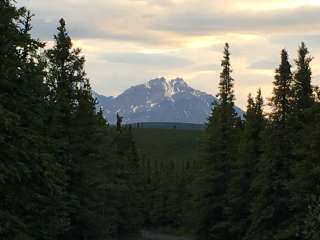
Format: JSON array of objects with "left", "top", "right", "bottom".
[
  {"left": 290, "top": 102, "right": 320, "bottom": 239},
  {"left": 247, "top": 49, "right": 294, "bottom": 240},
  {"left": 292, "top": 42, "right": 313, "bottom": 114},
  {"left": 195, "top": 43, "right": 240, "bottom": 240},
  {"left": 46, "top": 19, "right": 105, "bottom": 239},
  {"left": 0, "top": 2, "right": 67, "bottom": 239},
  {"left": 288, "top": 43, "right": 316, "bottom": 239},
  {"left": 227, "top": 89, "right": 265, "bottom": 240},
  {"left": 46, "top": 18, "right": 82, "bottom": 156}
]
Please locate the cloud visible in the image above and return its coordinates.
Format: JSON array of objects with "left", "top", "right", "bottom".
[
  {"left": 21, "top": 0, "right": 320, "bottom": 49},
  {"left": 16, "top": 0, "right": 320, "bottom": 109},
  {"left": 101, "top": 52, "right": 193, "bottom": 68},
  {"left": 20, "top": 0, "right": 168, "bottom": 45},
  {"left": 151, "top": 6, "right": 320, "bottom": 35},
  {"left": 314, "top": 75, "right": 320, "bottom": 83},
  {"left": 248, "top": 60, "right": 278, "bottom": 70},
  {"left": 30, "top": 17, "right": 163, "bottom": 44},
  {"left": 192, "top": 64, "right": 221, "bottom": 72},
  {"left": 269, "top": 34, "right": 320, "bottom": 49}
]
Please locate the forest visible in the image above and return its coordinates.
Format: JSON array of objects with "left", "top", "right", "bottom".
[{"left": 1, "top": 1, "right": 320, "bottom": 240}]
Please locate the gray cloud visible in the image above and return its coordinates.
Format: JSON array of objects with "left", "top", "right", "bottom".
[
  {"left": 248, "top": 60, "right": 278, "bottom": 70},
  {"left": 30, "top": 17, "right": 164, "bottom": 45},
  {"left": 192, "top": 63, "right": 221, "bottom": 71},
  {"left": 152, "top": 6, "right": 320, "bottom": 35},
  {"left": 19, "top": 0, "right": 167, "bottom": 45},
  {"left": 15, "top": 0, "right": 320, "bottom": 109},
  {"left": 21, "top": 0, "right": 320, "bottom": 48},
  {"left": 270, "top": 34, "right": 320, "bottom": 49},
  {"left": 102, "top": 52, "right": 193, "bottom": 68}
]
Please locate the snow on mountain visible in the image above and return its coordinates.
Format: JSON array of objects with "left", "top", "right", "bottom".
[{"left": 94, "top": 77, "right": 244, "bottom": 124}]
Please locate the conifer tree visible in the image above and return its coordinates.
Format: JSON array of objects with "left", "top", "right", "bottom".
[
  {"left": 0, "top": 2, "right": 67, "bottom": 239},
  {"left": 46, "top": 18, "right": 83, "bottom": 150},
  {"left": 46, "top": 19, "right": 107, "bottom": 239},
  {"left": 227, "top": 89, "right": 265, "bottom": 240},
  {"left": 247, "top": 49, "right": 294, "bottom": 240},
  {"left": 292, "top": 42, "right": 313, "bottom": 114},
  {"left": 287, "top": 43, "right": 317, "bottom": 239},
  {"left": 290, "top": 102, "right": 320, "bottom": 239},
  {"left": 195, "top": 43, "right": 240, "bottom": 240},
  {"left": 111, "top": 125, "right": 144, "bottom": 238}
]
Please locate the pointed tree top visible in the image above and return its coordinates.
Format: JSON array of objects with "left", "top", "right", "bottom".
[
  {"left": 296, "top": 42, "right": 312, "bottom": 64},
  {"left": 247, "top": 93, "right": 254, "bottom": 107},
  {"left": 272, "top": 48, "right": 292, "bottom": 123},
  {"left": 281, "top": 48, "right": 289, "bottom": 61},
  {"left": 255, "top": 88, "right": 264, "bottom": 113},
  {"left": 59, "top": 18, "right": 66, "bottom": 27},
  {"left": 218, "top": 42, "right": 234, "bottom": 105}
]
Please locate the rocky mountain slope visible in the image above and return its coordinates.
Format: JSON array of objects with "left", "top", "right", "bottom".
[{"left": 94, "top": 77, "right": 243, "bottom": 124}]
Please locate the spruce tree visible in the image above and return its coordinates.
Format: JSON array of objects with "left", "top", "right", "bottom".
[
  {"left": 46, "top": 18, "right": 81, "bottom": 148},
  {"left": 292, "top": 42, "right": 313, "bottom": 114},
  {"left": 46, "top": 19, "right": 102, "bottom": 239},
  {"left": 0, "top": 2, "right": 67, "bottom": 239},
  {"left": 195, "top": 43, "right": 240, "bottom": 240},
  {"left": 287, "top": 43, "right": 317, "bottom": 239},
  {"left": 290, "top": 102, "right": 320, "bottom": 239},
  {"left": 247, "top": 49, "right": 294, "bottom": 240},
  {"left": 227, "top": 89, "right": 265, "bottom": 240},
  {"left": 111, "top": 125, "right": 144, "bottom": 239}
]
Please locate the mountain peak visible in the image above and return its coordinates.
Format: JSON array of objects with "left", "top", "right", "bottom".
[
  {"left": 170, "top": 77, "right": 186, "bottom": 85},
  {"left": 95, "top": 77, "right": 244, "bottom": 124},
  {"left": 145, "top": 77, "right": 166, "bottom": 88},
  {"left": 144, "top": 77, "right": 191, "bottom": 97},
  {"left": 169, "top": 78, "right": 189, "bottom": 92}
]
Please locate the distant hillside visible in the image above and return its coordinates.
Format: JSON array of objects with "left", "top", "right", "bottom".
[
  {"left": 132, "top": 128, "right": 202, "bottom": 166},
  {"left": 94, "top": 77, "right": 244, "bottom": 124}
]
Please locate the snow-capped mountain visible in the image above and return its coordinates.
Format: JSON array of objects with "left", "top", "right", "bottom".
[{"left": 94, "top": 77, "right": 243, "bottom": 124}]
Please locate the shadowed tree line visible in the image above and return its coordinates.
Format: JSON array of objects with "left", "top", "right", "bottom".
[
  {"left": 1, "top": 1, "right": 320, "bottom": 240},
  {"left": 191, "top": 43, "right": 320, "bottom": 240},
  {"left": 1, "top": 1, "right": 142, "bottom": 240}
]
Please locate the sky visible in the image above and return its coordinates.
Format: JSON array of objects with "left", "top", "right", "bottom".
[{"left": 17, "top": 0, "right": 320, "bottom": 109}]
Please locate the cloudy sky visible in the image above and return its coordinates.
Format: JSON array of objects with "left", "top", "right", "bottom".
[{"left": 18, "top": 0, "right": 320, "bottom": 108}]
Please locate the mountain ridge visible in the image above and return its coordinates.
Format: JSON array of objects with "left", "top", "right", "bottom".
[{"left": 94, "top": 77, "right": 244, "bottom": 124}]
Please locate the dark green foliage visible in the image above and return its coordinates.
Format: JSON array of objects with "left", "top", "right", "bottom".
[
  {"left": 140, "top": 156, "right": 194, "bottom": 234},
  {"left": 227, "top": 89, "right": 265, "bottom": 240},
  {"left": 45, "top": 18, "right": 92, "bottom": 239},
  {"left": 110, "top": 127, "right": 144, "bottom": 238},
  {"left": 290, "top": 103, "right": 320, "bottom": 239},
  {"left": 194, "top": 43, "right": 241, "bottom": 240},
  {"left": 304, "top": 197, "right": 320, "bottom": 240},
  {"left": 45, "top": 19, "right": 144, "bottom": 240},
  {"left": 133, "top": 128, "right": 200, "bottom": 166},
  {"left": 292, "top": 42, "right": 314, "bottom": 114},
  {"left": 271, "top": 49, "right": 293, "bottom": 123},
  {"left": 0, "top": 2, "right": 67, "bottom": 239},
  {"left": 132, "top": 128, "right": 199, "bottom": 234},
  {"left": 1, "top": 2, "right": 145, "bottom": 237},
  {"left": 247, "top": 49, "right": 294, "bottom": 240},
  {"left": 287, "top": 43, "right": 317, "bottom": 239}
]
